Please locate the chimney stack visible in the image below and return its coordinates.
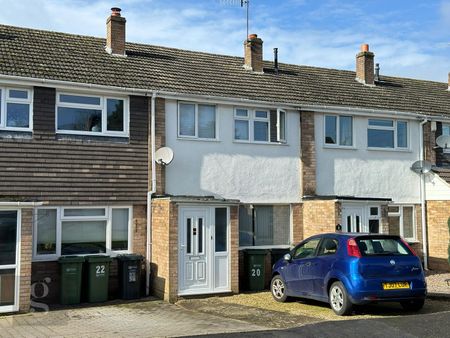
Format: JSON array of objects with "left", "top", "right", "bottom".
[
  {"left": 244, "top": 34, "right": 264, "bottom": 73},
  {"left": 106, "top": 7, "right": 126, "bottom": 56},
  {"left": 355, "top": 43, "right": 374, "bottom": 86}
]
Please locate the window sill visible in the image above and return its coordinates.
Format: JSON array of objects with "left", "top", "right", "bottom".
[
  {"left": 176, "top": 137, "right": 221, "bottom": 143},
  {"left": 239, "top": 245, "right": 291, "bottom": 250},
  {"left": 367, "top": 147, "right": 411, "bottom": 153},
  {"left": 32, "top": 251, "right": 131, "bottom": 262},
  {"left": 0, "top": 130, "right": 32, "bottom": 139},
  {"left": 233, "top": 140, "right": 288, "bottom": 146},
  {"left": 323, "top": 144, "right": 356, "bottom": 150},
  {"left": 56, "top": 133, "right": 129, "bottom": 143},
  {"left": 56, "top": 131, "right": 129, "bottom": 138}
]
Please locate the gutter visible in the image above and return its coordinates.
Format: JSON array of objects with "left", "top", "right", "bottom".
[
  {"left": 0, "top": 201, "right": 45, "bottom": 207},
  {"left": 419, "top": 119, "right": 429, "bottom": 270},
  {"left": 146, "top": 91, "right": 157, "bottom": 296}
]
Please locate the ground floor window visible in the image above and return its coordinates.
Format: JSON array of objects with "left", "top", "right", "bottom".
[
  {"left": 388, "top": 205, "right": 415, "bottom": 241},
  {"left": 239, "top": 204, "right": 290, "bottom": 247},
  {"left": 33, "top": 206, "right": 132, "bottom": 260}
]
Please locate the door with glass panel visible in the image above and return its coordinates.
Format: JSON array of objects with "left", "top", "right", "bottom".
[
  {"left": 342, "top": 206, "right": 366, "bottom": 233},
  {"left": 178, "top": 207, "right": 229, "bottom": 295},
  {"left": 0, "top": 210, "right": 20, "bottom": 313}
]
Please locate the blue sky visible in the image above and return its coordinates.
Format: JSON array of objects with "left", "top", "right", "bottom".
[{"left": 1, "top": 0, "right": 450, "bottom": 82}]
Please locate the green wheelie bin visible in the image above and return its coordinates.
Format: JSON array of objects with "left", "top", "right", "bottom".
[
  {"left": 58, "top": 256, "right": 84, "bottom": 305},
  {"left": 243, "top": 249, "right": 267, "bottom": 291},
  {"left": 85, "top": 255, "right": 112, "bottom": 303}
]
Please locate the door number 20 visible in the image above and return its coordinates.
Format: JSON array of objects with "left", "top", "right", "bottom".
[{"left": 251, "top": 268, "right": 261, "bottom": 277}]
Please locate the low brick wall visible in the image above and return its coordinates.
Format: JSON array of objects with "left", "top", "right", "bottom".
[
  {"left": 426, "top": 200, "right": 450, "bottom": 272},
  {"left": 303, "top": 200, "right": 340, "bottom": 239}
]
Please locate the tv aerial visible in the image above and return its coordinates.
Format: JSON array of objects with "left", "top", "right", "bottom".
[
  {"left": 436, "top": 134, "right": 450, "bottom": 149},
  {"left": 218, "top": 0, "right": 250, "bottom": 38},
  {"left": 410, "top": 160, "right": 432, "bottom": 175},
  {"left": 154, "top": 147, "right": 174, "bottom": 166}
]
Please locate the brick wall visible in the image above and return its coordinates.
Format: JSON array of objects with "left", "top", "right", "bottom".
[
  {"left": 291, "top": 203, "right": 303, "bottom": 243},
  {"left": 230, "top": 206, "right": 239, "bottom": 293},
  {"left": 132, "top": 204, "right": 147, "bottom": 257},
  {"left": 426, "top": 200, "right": 450, "bottom": 271},
  {"left": 300, "top": 112, "right": 316, "bottom": 196},
  {"left": 423, "top": 122, "right": 436, "bottom": 165},
  {"left": 150, "top": 199, "right": 178, "bottom": 302},
  {"left": 106, "top": 14, "right": 126, "bottom": 55},
  {"left": 153, "top": 98, "right": 166, "bottom": 195},
  {"left": 19, "top": 208, "right": 33, "bottom": 312},
  {"left": 303, "top": 200, "right": 339, "bottom": 239}
]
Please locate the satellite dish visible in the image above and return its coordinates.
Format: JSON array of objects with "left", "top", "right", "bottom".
[
  {"left": 410, "top": 160, "right": 432, "bottom": 175},
  {"left": 436, "top": 135, "right": 450, "bottom": 149},
  {"left": 154, "top": 147, "right": 174, "bottom": 166}
]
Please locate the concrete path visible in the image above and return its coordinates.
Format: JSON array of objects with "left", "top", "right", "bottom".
[{"left": 0, "top": 300, "right": 264, "bottom": 338}]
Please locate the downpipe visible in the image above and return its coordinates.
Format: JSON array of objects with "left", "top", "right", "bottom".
[{"left": 419, "top": 119, "right": 428, "bottom": 270}]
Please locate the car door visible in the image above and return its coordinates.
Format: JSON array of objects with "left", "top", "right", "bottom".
[
  {"left": 283, "top": 238, "right": 321, "bottom": 296},
  {"left": 310, "top": 237, "right": 339, "bottom": 299}
]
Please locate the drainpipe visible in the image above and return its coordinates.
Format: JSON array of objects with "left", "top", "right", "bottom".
[
  {"left": 146, "top": 91, "right": 157, "bottom": 296},
  {"left": 419, "top": 119, "right": 428, "bottom": 270}
]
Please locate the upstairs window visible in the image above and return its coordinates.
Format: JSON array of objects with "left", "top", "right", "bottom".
[
  {"left": 367, "top": 119, "right": 408, "bottom": 149},
  {"left": 324, "top": 115, "right": 353, "bottom": 147},
  {"left": 0, "top": 87, "right": 32, "bottom": 131},
  {"left": 234, "top": 108, "right": 286, "bottom": 143},
  {"left": 56, "top": 93, "right": 128, "bottom": 137},
  {"left": 178, "top": 102, "right": 217, "bottom": 140}
]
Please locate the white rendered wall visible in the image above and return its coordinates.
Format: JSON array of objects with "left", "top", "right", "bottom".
[
  {"left": 426, "top": 174, "right": 450, "bottom": 200},
  {"left": 315, "top": 113, "right": 421, "bottom": 204},
  {"left": 165, "top": 100, "right": 301, "bottom": 204}
]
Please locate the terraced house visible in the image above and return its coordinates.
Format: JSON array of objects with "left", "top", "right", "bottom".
[{"left": 0, "top": 8, "right": 449, "bottom": 313}]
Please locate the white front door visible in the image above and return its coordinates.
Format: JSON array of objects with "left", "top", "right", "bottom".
[
  {"left": 342, "top": 206, "right": 367, "bottom": 233},
  {"left": 178, "top": 206, "right": 230, "bottom": 295},
  {"left": 0, "top": 210, "right": 20, "bottom": 313}
]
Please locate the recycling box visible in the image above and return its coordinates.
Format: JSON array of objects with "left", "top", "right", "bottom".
[
  {"left": 58, "top": 256, "right": 84, "bottom": 305},
  {"left": 243, "top": 249, "right": 267, "bottom": 291},
  {"left": 85, "top": 255, "right": 112, "bottom": 303},
  {"left": 117, "top": 254, "right": 144, "bottom": 300}
]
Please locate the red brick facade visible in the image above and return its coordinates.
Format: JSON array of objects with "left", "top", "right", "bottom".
[{"left": 426, "top": 201, "right": 450, "bottom": 271}]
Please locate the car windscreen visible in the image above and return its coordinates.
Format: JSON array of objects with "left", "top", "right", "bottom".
[{"left": 355, "top": 237, "right": 412, "bottom": 256}]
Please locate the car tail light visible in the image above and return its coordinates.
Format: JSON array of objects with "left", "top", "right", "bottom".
[
  {"left": 400, "top": 238, "right": 417, "bottom": 257},
  {"left": 347, "top": 238, "right": 361, "bottom": 258}
]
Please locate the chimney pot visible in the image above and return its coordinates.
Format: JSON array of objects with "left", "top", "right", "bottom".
[
  {"left": 106, "top": 8, "right": 126, "bottom": 56},
  {"left": 356, "top": 43, "right": 375, "bottom": 86},
  {"left": 111, "top": 7, "right": 122, "bottom": 17},
  {"left": 244, "top": 33, "right": 264, "bottom": 73}
]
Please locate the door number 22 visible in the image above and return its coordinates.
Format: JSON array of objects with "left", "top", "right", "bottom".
[{"left": 96, "top": 265, "right": 105, "bottom": 275}]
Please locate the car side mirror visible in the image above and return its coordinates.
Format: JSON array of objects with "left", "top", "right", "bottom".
[{"left": 283, "top": 253, "right": 292, "bottom": 262}]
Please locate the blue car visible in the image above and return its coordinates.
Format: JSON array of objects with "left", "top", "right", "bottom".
[{"left": 271, "top": 233, "right": 427, "bottom": 315}]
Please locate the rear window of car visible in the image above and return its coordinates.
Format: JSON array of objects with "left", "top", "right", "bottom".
[{"left": 355, "top": 237, "right": 412, "bottom": 256}]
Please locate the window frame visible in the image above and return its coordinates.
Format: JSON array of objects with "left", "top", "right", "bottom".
[
  {"left": 33, "top": 206, "right": 133, "bottom": 261},
  {"left": 367, "top": 118, "right": 409, "bottom": 150},
  {"left": 441, "top": 123, "right": 450, "bottom": 153},
  {"left": 387, "top": 204, "right": 416, "bottom": 242},
  {"left": 177, "top": 101, "right": 218, "bottom": 140},
  {"left": 0, "top": 87, "right": 33, "bottom": 132},
  {"left": 55, "top": 92, "right": 129, "bottom": 137},
  {"left": 323, "top": 114, "right": 354, "bottom": 148},
  {"left": 234, "top": 107, "right": 287, "bottom": 144},
  {"left": 238, "top": 204, "right": 292, "bottom": 249}
]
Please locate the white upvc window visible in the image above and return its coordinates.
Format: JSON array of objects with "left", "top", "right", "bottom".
[
  {"left": 0, "top": 87, "right": 33, "bottom": 131},
  {"left": 324, "top": 115, "right": 353, "bottom": 147},
  {"left": 178, "top": 102, "right": 217, "bottom": 140},
  {"left": 367, "top": 118, "right": 408, "bottom": 149},
  {"left": 368, "top": 206, "right": 381, "bottom": 233},
  {"left": 234, "top": 107, "right": 286, "bottom": 143},
  {"left": 33, "top": 206, "right": 133, "bottom": 261},
  {"left": 56, "top": 92, "right": 129, "bottom": 137},
  {"left": 441, "top": 123, "right": 450, "bottom": 153},
  {"left": 388, "top": 205, "right": 416, "bottom": 242}
]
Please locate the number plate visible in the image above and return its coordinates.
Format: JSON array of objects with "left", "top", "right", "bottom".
[{"left": 382, "top": 282, "right": 410, "bottom": 290}]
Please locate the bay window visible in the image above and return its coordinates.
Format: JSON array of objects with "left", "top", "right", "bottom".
[
  {"left": 0, "top": 87, "right": 32, "bottom": 131},
  {"left": 178, "top": 102, "right": 217, "bottom": 139},
  {"left": 56, "top": 93, "right": 128, "bottom": 136},
  {"left": 367, "top": 119, "right": 408, "bottom": 149},
  {"left": 239, "top": 205, "right": 291, "bottom": 247},
  {"left": 34, "top": 206, "right": 132, "bottom": 260}
]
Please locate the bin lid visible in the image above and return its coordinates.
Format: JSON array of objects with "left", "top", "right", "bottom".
[
  {"left": 58, "top": 255, "right": 85, "bottom": 263},
  {"left": 85, "top": 255, "right": 112, "bottom": 263},
  {"left": 270, "top": 248, "right": 291, "bottom": 254},
  {"left": 117, "top": 254, "right": 144, "bottom": 261},
  {"left": 243, "top": 249, "right": 268, "bottom": 255}
]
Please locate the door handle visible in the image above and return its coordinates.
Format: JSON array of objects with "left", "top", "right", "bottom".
[{"left": 304, "top": 262, "right": 311, "bottom": 267}]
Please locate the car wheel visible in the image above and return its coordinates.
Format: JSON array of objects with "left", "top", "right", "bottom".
[
  {"left": 400, "top": 299, "right": 424, "bottom": 312},
  {"left": 329, "top": 281, "right": 353, "bottom": 316},
  {"left": 271, "top": 275, "right": 288, "bottom": 302}
]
